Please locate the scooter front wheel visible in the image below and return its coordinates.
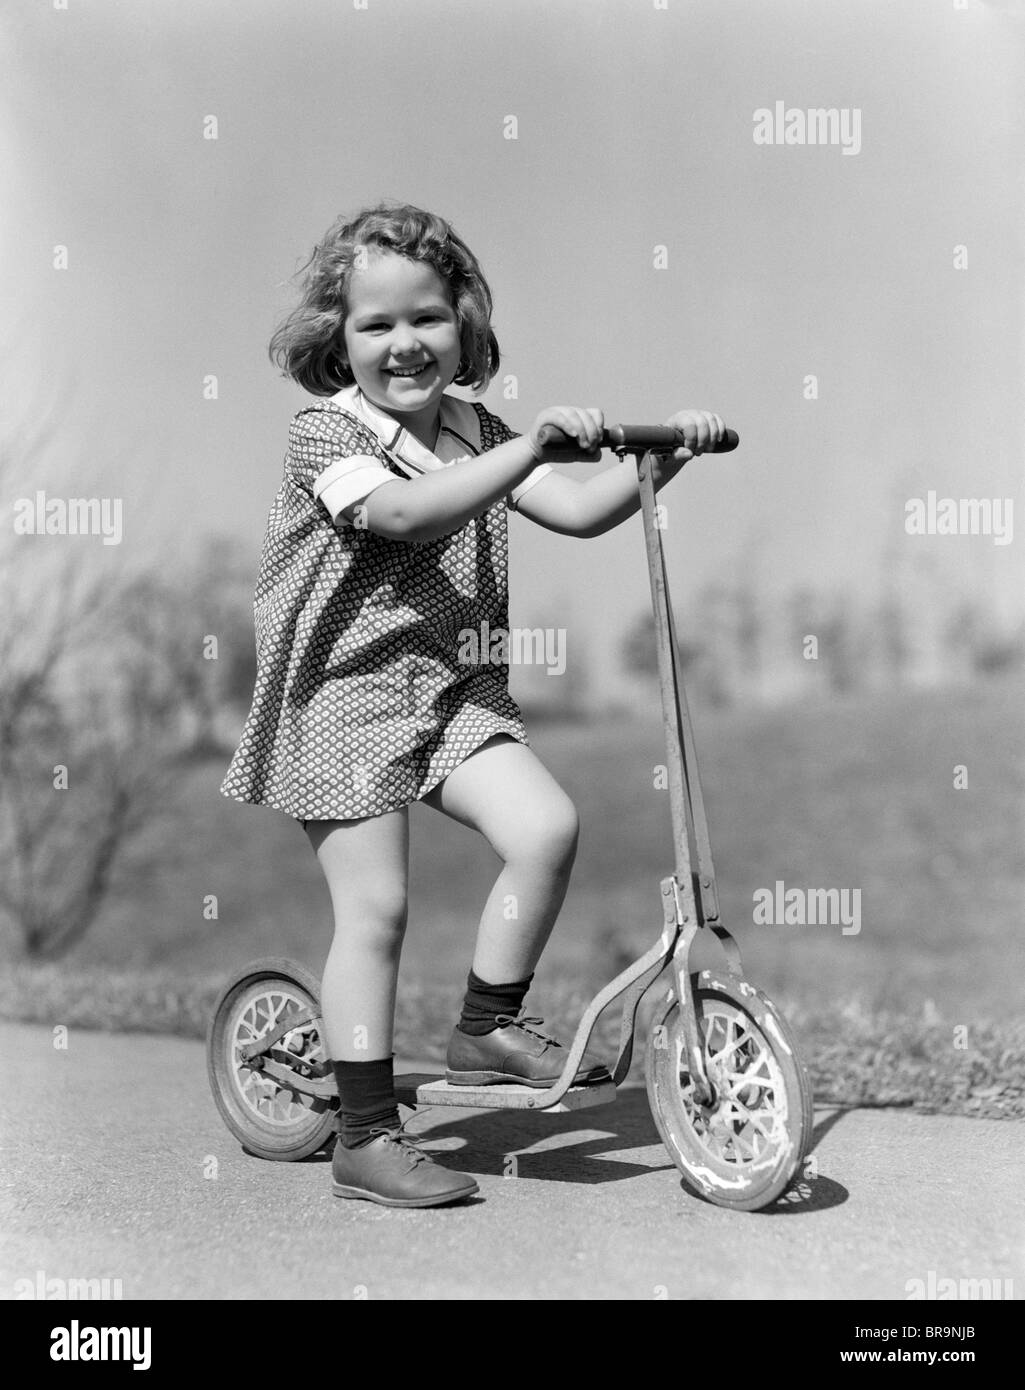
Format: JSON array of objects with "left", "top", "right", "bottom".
[
  {"left": 207, "top": 957, "right": 337, "bottom": 1161},
  {"left": 645, "top": 971, "right": 813, "bottom": 1211}
]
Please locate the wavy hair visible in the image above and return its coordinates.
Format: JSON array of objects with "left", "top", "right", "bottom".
[{"left": 268, "top": 203, "right": 501, "bottom": 396}]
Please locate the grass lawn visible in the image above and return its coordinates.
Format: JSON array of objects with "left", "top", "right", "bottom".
[{"left": 2, "top": 676, "right": 1022, "bottom": 1116}]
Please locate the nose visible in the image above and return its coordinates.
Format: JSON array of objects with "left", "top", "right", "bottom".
[{"left": 389, "top": 322, "right": 420, "bottom": 357}]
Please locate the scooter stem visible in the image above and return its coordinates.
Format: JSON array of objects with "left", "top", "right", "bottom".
[
  {"left": 633, "top": 451, "right": 718, "bottom": 917},
  {"left": 632, "top": 448, "right": 719, "bottom": 1102}
]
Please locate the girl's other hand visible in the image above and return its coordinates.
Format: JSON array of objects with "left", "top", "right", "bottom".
[
  {"left": 529, "top": 407, "right": 604, "bottom": 463},
  {"left": 663, "top": 410, "right": 725, "bottom": 464}
]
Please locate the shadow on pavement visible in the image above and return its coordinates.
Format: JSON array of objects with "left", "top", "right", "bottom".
[
  {"left": 760, "top": 1174, "right": 849, "bottom": 1214},
  {"left": 406, "top": 1086, "right": 673, "bottom": 1186},
  {"left": 754, "top": 1107, "right": 852, "bottom": 1215},
  {"left": 810, "top": 1107, "right": 848, "bottom": 1151},
  {"left": 289, "top": 1097, "right": 854, "bottom": 1207}
]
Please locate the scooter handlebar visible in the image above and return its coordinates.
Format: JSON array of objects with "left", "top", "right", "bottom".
[{"left": 535, "top": 423, "right": 739, "bottom": 458}]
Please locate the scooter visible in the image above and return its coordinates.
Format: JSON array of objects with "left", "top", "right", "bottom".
[{"left": 207, "top": 421, "right": 813, "bottom": 1211}]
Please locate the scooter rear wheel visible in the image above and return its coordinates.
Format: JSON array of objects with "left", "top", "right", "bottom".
[
  {"left": 645, "top": 971, "right": 813, "bottom": 1211},
  {"left": 207, "top": 957, "right": 337, "bottom": 1162}
]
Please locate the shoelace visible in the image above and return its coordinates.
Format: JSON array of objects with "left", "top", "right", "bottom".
[
  {"left": 493, "top": 1013, "right": 560, "bottom": 1047},
  {"left": 366, "top": 1113, "right": 436, "bottom": 1169}
]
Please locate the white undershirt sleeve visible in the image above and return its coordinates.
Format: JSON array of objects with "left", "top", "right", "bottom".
[
  {"left": 507, "top": 463, "right": 554, "bottom": 511},
  {"left": 313, "top": 455, "right": 399, "bottom": 522}
]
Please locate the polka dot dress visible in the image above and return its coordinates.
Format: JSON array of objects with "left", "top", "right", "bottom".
[{"left": 219, "top": 396, "right": 540, "bottom": 823}]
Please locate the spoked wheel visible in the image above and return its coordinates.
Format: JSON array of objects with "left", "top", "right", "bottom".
[
  {"left": 645, "top": 970, "right": 813, "bottom": 1211},
  {"left": 207, "top": 957, "right": 338, "bottom": 1161}
]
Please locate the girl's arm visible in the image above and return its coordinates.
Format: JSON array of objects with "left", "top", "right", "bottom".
[
  {"left": 349, "top": 434, "right": 541, "bottom": 542},
  {"left": 513, "top": 452, "right": 685, "bottom": 538},
  {"left": 513, "top": 409, "right": 725, "bottom": 538},
  {"left": 345, "top": 406, "right": 602, "bottom": 543}
]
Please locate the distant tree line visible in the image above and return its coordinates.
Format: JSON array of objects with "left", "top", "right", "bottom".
[{"left": 620, "top": 579, "right": 1024, "bottom": 707}]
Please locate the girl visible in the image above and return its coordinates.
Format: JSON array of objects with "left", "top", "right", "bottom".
[{"left": 221, "top": 203, "right": 724, "bottom": 1207}]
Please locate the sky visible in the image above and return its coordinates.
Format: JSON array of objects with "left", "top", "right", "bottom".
[{"left": 3, "top": 0, "right": 1023, "bottom": 696}]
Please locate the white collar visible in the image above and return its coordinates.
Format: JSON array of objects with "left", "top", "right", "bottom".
[{"left": 329, "top": 384, "right": 479, "bottom": 473}]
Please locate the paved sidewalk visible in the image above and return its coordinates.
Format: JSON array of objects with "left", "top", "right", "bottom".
[{"left": 2, "top": 1023, "right": 1022, "bottom": 1300}]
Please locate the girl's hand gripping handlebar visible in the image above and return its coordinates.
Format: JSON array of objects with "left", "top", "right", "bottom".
[{"left": 535, "top": 419, "right": 739, "bottom": 462}]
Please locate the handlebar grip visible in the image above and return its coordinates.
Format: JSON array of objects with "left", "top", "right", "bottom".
[{"left": 535, "top": 423, "right": 739, "bottom": 456}]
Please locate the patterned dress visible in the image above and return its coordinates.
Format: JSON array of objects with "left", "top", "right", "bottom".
[{"left": 219, "top": 386, "right": 553, "bottom": 823}]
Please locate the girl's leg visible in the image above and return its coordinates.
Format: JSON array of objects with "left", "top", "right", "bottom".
[
  {"left": 304, "top": 810, "right": 410, "bottom": 1061},
  {"left": 422, "top": 735, "right": 608, "bottom": 1086},
  {"left": 420, "top": 734, "right": 579, "bottom": 981},
  {"left": 304, "top": 811, "right": 479, "bottom": 1203}
]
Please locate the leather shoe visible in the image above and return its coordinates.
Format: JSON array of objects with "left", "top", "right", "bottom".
[
  {"left": 332, "top": 1119, "right": 478, "bottom": 1208},
  {"left": 446, "top": 1013, "right": 611, "bottom": 1088}
]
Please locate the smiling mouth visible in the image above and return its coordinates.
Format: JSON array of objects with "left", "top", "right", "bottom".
[{"left": 386, "top": 363, "right": 433, "bottom": 379}]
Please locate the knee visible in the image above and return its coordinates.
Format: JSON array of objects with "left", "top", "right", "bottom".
[
  {"left": 509, "top": 795, "right": 580, "bottom": 873},
  {"left": 331, "top": 888, "right": 408, "bottom": 958}
]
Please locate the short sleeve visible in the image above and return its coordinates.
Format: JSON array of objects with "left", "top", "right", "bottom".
[
  {"left": 470, "top": 404, "right": 554, "bottom": 511},
  {"left": 507, "top": 462, "right": 554, "bottom": 511},
  {"left": 287, "top": 406, "right": 399, "bottom": 522}
]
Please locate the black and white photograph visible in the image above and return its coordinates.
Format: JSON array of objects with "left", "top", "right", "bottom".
[{"left": 2, "top": 0, "right": 1022, "bottom": 1339}]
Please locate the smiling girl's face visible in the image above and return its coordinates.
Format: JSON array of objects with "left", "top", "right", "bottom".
[{"left": 342, "top": 250, "right": 463, "bottom": 447}]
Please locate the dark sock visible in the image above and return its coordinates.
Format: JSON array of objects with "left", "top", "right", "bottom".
[
  {"left": 457, "top": 968, "right": 534, "bottom": 1036},
  {"left": 332, "top": 1056, "right": 400, "bottom": 1149}
]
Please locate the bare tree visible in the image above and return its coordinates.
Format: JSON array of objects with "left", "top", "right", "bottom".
[{"left": 0, "top": 407, "right": 190, "bottom": 959}]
